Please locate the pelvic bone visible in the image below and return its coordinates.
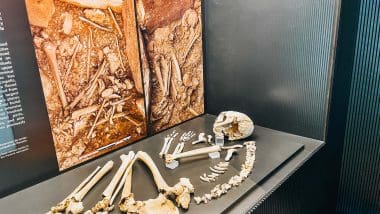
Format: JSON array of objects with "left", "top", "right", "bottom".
[{"left": 120, "top": 151, "right": 194, "bottom": 211}]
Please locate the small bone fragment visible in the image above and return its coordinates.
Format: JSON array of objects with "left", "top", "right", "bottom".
[
  {"left": 84, "top": 9, "right": 106, "bottom": 24},
  {"left": 114, "top": 36, "right": 126, "bottom": 71},
  {"left": 194, "top": 196, "right": 202, "bottom": 205},
  {"left": 101, "top": 88, "right": 114, "bottom": 98},
  {"left": 207, "top": 135, "right": 213, "bottom": 143},
  {"left": 209, "top": 166, "right": 225, "bottom": 174},
  {"left": 62, "top": 13, "right": 73, "bottom": 35},
  {"left": 166, "top": 61, "right": 172, "bottom": 96},
  {"left": 122, "top": 0, "right": 143, "bottom": 94},
  {"left": 171, "top": 51, "right": 182, "bottom": 83},
  {"left": 103, "top": 47, "right": 121, "bottom": 73},
  {"left": 199, "top": 175, "right": 210, "bottom": 183},
  {"left": 87, "top": 99, "right": 107, "bottom": 138},
  {"left": 217, "top": 162, "right": 230, "bottom": 167},
  {"left": 66, "top": 40, "right": 81, "bottom": 76},
  {"left": 208, "top": 173, "right": 219, "bottom": 178},
  {"left": 79, "top": 16, "right": 112, "bottom": 32},
  {"left": 125, "top": 115, "right": 142, "bottom": 126},
  {"left": 108, "top": 8, "right": 123, "bottom": 37},
  {"left": 86, "top": 30, "right": 92, "bottom": 80},
  {"left": 74, "top": 161, "right": 114, "bottom": 202},
  {"left": 61, "top": 0, "right": 123, "bottom": 13},
  {"left": 188, "top": 107, "right": 199, "bottom": 116},
  {"left": 171, "top": 78, "right": 178, "bottom": 99},
  {"left": 183, "top": 32, "right": 200, "bottom": 60},
  {"left": 165, "top": 145, "right": 221, "bottom": 164},
  {"left": 135, "top": 98, "right": 146, "bottom": 116},
  {"left": 108, "top": 94, "right": 121, "bottom": 99},
  {"left": 191, "top": 133, "right": 207, "bottom": 145},
  {"left": 43, "top": 42, "right": 68, "bottom": 108},
  {"left": 153, "top": 55, "right": 165, "bottom": 95},
  {"left": 94, "top": 112, "right": 126, "bottom": 126},
  {"left": 214, "top": 165, "right": 228, "bottom": 171},
  {"left": 25, "top": 0, "right": 55, "bottom": 28},
  {"left": 109, "top": 105, "right": 115, "bottom": 125},
  {"left": 71, "top": 105, "right": 99, "bottom": 119},
  {"left": 225, "top": 149, "right": 238, "bottom": 162}
]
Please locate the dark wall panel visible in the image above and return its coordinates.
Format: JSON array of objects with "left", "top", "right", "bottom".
[
  {"left": 204, "top": 0, "right": 337, "bottom": 140},
  {"left": 337, "top": 0, "right": 380, "bottom": 213}
]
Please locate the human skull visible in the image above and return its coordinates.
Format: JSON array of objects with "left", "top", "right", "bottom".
[{"left": 213, "top": 111, "right": 254, "bottom": 140}]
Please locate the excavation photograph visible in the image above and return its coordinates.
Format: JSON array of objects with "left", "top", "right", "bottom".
[
  {"left": 136, "top": 0, "right": 205, "bottom": 133},
  {"left": 25, "top": 0, "right": 147, "bottom": 170}
]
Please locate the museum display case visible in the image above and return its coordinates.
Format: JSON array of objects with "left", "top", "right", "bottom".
[{"left": 0, "top": 0, "right": 340, "bottom": 213}]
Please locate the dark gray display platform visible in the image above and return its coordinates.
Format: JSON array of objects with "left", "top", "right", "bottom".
[{"left": 0, "top": 114, "right": 324, "bottom": 213}]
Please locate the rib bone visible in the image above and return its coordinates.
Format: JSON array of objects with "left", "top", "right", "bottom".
[{"left": 225, "top": 149, "right": 238, "bottom": 161}]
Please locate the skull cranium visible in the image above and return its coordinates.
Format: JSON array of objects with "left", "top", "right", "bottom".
[{"left": 213, "top": 111, "right": 254, "bottom": 140}]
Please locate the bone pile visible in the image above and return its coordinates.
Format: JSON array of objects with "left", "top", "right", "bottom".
[
  {"left": 26, "top": 0, "right": 146, "bottom": 169},
  {"left": 138, "top": 0, "right": 205, "bottom": 132},
  {"left": 199, "top": 162, "right": 229, "bottom": 183},
  {"left": 194, "top": 141, "right": 256, "bottom": 204}
]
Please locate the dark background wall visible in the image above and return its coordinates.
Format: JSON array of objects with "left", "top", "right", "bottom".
[
  {"left": 204, "top": 0, "right": 337, "bottom": 140},
  {"left": 336, "top": 0, "right": 380, "bottom": 213},
  {"left": 204, "top": 0, "right": 380, "bottom": 213}
]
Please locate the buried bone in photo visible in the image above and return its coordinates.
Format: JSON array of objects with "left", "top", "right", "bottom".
[
  {"left": 136, "top": 0, "right": 205, "bottom": 133},
  {"left": 24, "top": 0, "right": 147, "bottom": 170}
]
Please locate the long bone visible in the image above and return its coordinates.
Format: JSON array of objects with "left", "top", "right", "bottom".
[
  {"left": 49, "top": 166, "right": 101, "bottom": 213},
  {"left": 43, "top": 42, "right": 68, "bottom": 108},
  {"left": 164, "top": 145, "right": 221, "bottom": 164},
  {"left": 173, "top": 142, "right": 185, "bottom": 155},
  {"left": 121, "top": 151, "right": 194, "bottom": 209},
  {"left": 87, "top": 153, "right": 134, "bottom": 213},
  {"left": 74, "top": 161, "right": 114, "bottom": 202},
  {"left": 49, "top": 161, "right": 113, "bottom": 214},
  {"left": 61, "top": 0, "right": 123, "bottom": 13}
]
